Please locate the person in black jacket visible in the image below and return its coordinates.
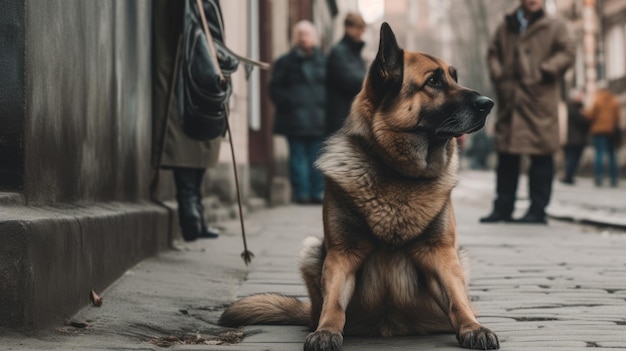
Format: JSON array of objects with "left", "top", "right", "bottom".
[
  {"left": 561, "top": 89, "right": 589, "bottom": 185},
  {"left": 271, "top": 21, "right": 326, "bottom": 204},
  {"left": 326, "top": 13, "right": 367, "bottom": 136}
]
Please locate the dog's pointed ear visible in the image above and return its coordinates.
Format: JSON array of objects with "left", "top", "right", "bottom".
[
  {"left": 368, "top": 22, "right": 403, "bottom": 103},
  {"left": 375, "top": 22, "right": 403, "bottom": 82}
]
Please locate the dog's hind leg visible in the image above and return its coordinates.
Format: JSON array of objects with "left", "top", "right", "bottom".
[{"left": 299, "top": 236, "right": 325, "bottom": 330}]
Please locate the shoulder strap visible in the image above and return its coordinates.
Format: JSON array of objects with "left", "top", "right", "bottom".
[{"left": 196, "top": 0, "right": 224, "bottom": 82}]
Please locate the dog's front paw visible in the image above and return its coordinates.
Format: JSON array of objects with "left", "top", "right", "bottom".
[
  {"left": 304, "top": 329, "right": 343, "bottom": 351},
  {"left": 457, "top": 325, "right": 499, "bottom": 350}
]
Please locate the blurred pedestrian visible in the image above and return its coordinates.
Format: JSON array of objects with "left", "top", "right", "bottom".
[
  {"left": 271, "top": 21, "right": 326, "bottom": 204},
  {"left": 152, "top": 0, "right": 223, "bottom": 241},
  {"left": 465, "top": 130, "right": 493, "bottom": 170},
  {"left": 586, "top": 88, "right": 621, "bottom": 187},
  {"left": 482, "top": 0, "right": 575, "bottom": 224},
  {"left": 326, "top": 12, "right": 367, "bottom": 136},
  {"left": 560, "top": 89, "right": 589, "bottom": 185}
]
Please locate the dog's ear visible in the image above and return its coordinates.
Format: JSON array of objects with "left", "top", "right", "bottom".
[
  {"left": 368, "top": 23, "right": 403, "bottom": 104},
  {"left": 376, "top": 23, "right": 403, "bottom": 80}
]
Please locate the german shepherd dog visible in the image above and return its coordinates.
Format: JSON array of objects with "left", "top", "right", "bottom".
[{"left": 219, "top": 23, "right": 499, "bottom": 350}]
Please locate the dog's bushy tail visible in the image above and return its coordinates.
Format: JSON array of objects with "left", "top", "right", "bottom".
[{"left": 218, "top": 293, "right": 310, "bottom": 327}]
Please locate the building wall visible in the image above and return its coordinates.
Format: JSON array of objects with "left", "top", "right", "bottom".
[
  {"left": 601, "top": 0, "right": 626, "bottom": 175},
  {"left": 218, "top": 0, "right": 250, "bottom": 168},
  {"left": 22, "top": 0, "right": 153, "bottom": 204},
  {"left": 208, "top": 0, "right": 252, "bottom": 202},
  {"left": 269, "top": 0, "right": 291, "bottom": 184},
  {"left": 0, "top": 0, "right": 171, "bottom": 329},
  {"left": 603, "top": 0, "right": 626, "bottom": 15},
  {"left": 0, "top": 0, "right": 25, "bottom": 192},
  {"left": 601, "top": 0, "right": 626, "bottom": 125}
]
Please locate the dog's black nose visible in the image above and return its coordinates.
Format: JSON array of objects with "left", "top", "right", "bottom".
[{"left": 473, "top": 96, "right": 494, "bottom": 113}]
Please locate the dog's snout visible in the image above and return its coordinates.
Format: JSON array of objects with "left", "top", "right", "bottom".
[{"left": 473, "top": 96, "right": 494, "bottom": 113}]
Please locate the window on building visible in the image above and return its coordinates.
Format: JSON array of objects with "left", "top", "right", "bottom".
[
  {"left": 574, "top": 42, "right": 585, "bottom": 88},
  {"left": 605, "top": 24, "right": 626, "bottom": 80}
]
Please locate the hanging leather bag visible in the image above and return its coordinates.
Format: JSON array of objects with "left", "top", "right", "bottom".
[{"left": 179, "top": 0, "right": 239, "bottom": 140}]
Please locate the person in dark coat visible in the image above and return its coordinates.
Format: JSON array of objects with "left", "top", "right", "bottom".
[
  {"left": 465, "top": 130, "right": 493, "bottom": 170},
  {"left": 152, "top": 0, "right": 222, "bottom": 241},
  {"left": 271, "top": 21, "right": 326, "bottom": 204},
  {"left": 326, "top": 13, "right": 367, "bottom": 136},
  {"left": 561, "top": 89, "right": 589, "bottom": 185},
  {"left": 482, "top": 0, "right": 575, "bottom": 224}
]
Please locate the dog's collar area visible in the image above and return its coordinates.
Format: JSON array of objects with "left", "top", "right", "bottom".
[
  {"left": 433, "top": 132, "right": 459, "bottom": 140},
  {"left": 407, "top": 125, "right": 428, "bottom": 135}
]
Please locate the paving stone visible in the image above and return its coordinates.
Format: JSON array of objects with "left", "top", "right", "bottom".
[{"left": 241, "top": 326, "right": 309, "bottom": 343}]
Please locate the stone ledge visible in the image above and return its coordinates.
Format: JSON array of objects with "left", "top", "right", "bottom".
[
  {"left": 0, "top": 192, "right": 24, "bottom": 206},
  {"left": 0, "top": 202, "right": 171, "bottom": 330}
]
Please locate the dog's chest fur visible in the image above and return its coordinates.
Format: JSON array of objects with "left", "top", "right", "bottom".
[{"left": 317, "top": 136, "right": 458, "bottom": 244}]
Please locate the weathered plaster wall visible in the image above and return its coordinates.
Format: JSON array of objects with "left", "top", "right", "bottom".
[{"left": 23, "top": 0, "right": 153, "bottom": 204}]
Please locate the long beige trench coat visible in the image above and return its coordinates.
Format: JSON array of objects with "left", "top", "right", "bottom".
[
  {"left": 487, "top": 10, "right": 575, "bottom": 155},
  {"left": 152, "top": 0, "right": 220, "bottom": 169}
]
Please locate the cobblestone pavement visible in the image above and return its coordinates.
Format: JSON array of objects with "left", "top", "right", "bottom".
[
  {"left": 204, "top": 200, "right": 626, "bottom": 350},
  {"left": 457, "top": 170, "right": 626, "bottom": 228},
  {"left": 4, "top": 171, "right": 626, "bottom": 350}
]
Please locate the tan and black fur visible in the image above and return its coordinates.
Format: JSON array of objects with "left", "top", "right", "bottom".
[{"left": 219, "top": 23, "right": 499, "bottom": 350}]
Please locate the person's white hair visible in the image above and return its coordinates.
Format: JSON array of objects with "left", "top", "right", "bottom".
[{"left": 291, "top": 20, "right": 319, "bottom": 46}]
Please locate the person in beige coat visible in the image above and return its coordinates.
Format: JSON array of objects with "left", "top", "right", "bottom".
[
  {"left": 152, "top": 0, "right": 222, "bottom": 241},
  {"left": 482, "top": 0, "right": 575, "bottom": 224}
]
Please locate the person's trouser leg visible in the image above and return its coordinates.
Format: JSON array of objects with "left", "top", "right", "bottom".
[
  {"left": 564, "top": 145, "right": 585, "bottom": 183},
  {"left": 571, "top": 145, "right": 585, "bottom": 182},
  {"left": 527, "top": 154, "right": 554, "bottom": 219},
  {"left": 608, "top": 138, "right": 619, "bottom": 186},
  {"left": 593, "top": 135, "right": 606, "bottom": 185},
  {"left": 173, "top": 167, "right": 202, "bottom": 241},
  {"left": 494, "top": 153, "right": 520, "bottom": 216},
  {"left": 193, "top": 168, "right": 219, "bottom": 238},
  {"left": 288, "top": 137, "right": 311, "bottom": 202},
  {"left": 307, "top": 137, "right": 325, "bottom": 202},
  {"left": 481, "top": 153, "right": 519, "bottom": 222}
]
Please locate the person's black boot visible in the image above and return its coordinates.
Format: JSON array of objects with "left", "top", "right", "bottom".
[
  {"left": 193, "top": 168, "right": 219, "bottom": 239},
  {"left": 513, "top": 212, "right": 547, "bottom": 224},
  {"left": 173, "top": 168, "right": 203, "bottom": 242},
  {"left": 479, "top": 211, "right": 513, "bottom": 223},
  {"left": 518, "top": 155, "right": 552, "bottom": 226},
  {"left": 197, "top": 201, "right": 220, "bottom": 238},
  {"left": 480, "top": 153, "right": 518, "bottom": 224}
]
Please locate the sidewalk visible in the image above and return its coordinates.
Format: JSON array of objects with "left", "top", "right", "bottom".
[
  {"left": 456, "top": 170, "right": 626, "bottom": 228},
  {"left": 4, "top": 171, "right": 626, "bottom": 350}
]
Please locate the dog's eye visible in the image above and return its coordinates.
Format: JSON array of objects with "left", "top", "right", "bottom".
[{"left": 427, "top": 76, "right": 442, "bottom": 88}]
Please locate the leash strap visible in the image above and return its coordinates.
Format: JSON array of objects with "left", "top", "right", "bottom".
[
  {"left": 195, "top": 0, "right": 269, "bottom": 72},
  {"left": 222, "top": 45, "right": 270, "bottom": 70},
  {"left": 195, "top": 0, "right": 254, "bottom": 265}
]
